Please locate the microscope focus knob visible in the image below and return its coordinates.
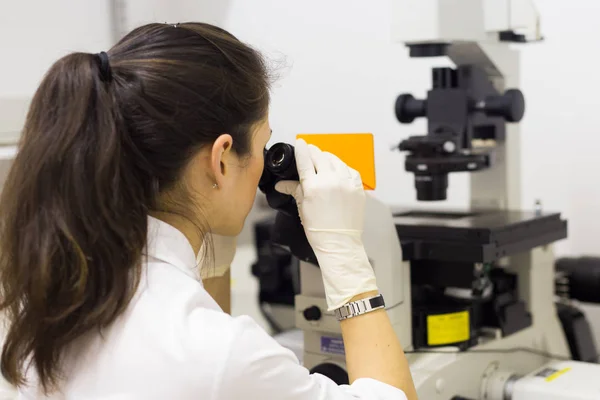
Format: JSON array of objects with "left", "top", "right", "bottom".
[
  {"left": 303, "top": 305, "right": 322, "bottom": 321},
  {"left": 309, "top": 363, "right": 349, "bottom": 385},
  {"left": 480, "top": 89, "right": 525, "bottom": 122},
  {"left": 395, "top": 94, "right": 427, "bottom": 123}
]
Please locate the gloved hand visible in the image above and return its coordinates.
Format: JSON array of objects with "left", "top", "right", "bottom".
[
  {"left": 275, "top": 139, "right": 378, "bottom": 311},
  {"left": 198, "top": 233, "right": 237, "bottom": 279}
]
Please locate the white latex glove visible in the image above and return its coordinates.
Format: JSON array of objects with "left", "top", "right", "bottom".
[
  {"left": 198, "top": 233, "right": 237, "bottom": 279},
  {"left": 275, "top": 139, "right": 378, "bottom": 311}
]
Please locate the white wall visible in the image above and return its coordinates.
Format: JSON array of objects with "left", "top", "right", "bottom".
[
  {"left": 121, "top": 0, "right": 233, "bottom": 30},
  {"left": 0, "top": 0, "right": 113, "bottom": 97},
  {"left": 0, "top": 0, "right": 113, "bottom": 145}
]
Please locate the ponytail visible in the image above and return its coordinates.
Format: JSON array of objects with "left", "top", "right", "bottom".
[
  {"left": 0, "top": 52, "right": 148, "bottom": 391},
  {"left": 0, "top": 21, "right": 272, "bottom": 395}
]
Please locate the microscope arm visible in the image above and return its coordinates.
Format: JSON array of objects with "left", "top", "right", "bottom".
[{"left": 392, "top": 0, "right": 542, "bottom": 46}]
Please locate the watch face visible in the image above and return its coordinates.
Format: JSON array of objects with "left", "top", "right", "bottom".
[{"left": 369, "top": 295, "right": 385, "bottom": 308}]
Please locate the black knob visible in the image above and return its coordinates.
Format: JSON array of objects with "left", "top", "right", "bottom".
[
  {"left": 481, "top": 88, "right": 525, "bottom": 122},
  {"left": 309, "top": 363, "right": 349, "bottom": 385},
  {"left": 250, "top": 261, "right": 261, "bottom": 278},
  {"left": 395, "top": 93, "right": 427, "bottom": 123},
  {"left": 303, "top": 305, "right": 322, "bottom": 321},
  {"left": 556, "top": 257, "right": 600, "bottom": 304}
]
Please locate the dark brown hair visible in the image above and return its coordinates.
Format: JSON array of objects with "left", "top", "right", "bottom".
[{"left": 0, "top": 22, "right": 271, "bottom": 393}]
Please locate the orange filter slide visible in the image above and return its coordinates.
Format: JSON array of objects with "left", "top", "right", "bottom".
[{"left": 296, "top": 133, "right": 376, "bottom": 190}]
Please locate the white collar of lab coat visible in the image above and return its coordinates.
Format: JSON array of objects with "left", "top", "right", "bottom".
[{"left": 145, "top": 216, "right": 200, "bottom": 280}]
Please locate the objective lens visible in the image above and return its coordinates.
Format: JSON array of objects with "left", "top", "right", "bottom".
[{"left": 415, "top": 173, "right": 448, "bottom": 201}]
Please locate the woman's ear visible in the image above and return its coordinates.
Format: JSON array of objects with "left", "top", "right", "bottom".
[{"left": 211, "top": 134, "right": 233, "bottom": 186}]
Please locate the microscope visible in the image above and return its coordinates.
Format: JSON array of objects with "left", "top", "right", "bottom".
[{"left": 254, "top": 1, "right": 600, "bottom": 398}]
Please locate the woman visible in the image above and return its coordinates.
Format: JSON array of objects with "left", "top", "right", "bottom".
[{"left": 0, "top": 22, "right": 417, "bottom": 399}]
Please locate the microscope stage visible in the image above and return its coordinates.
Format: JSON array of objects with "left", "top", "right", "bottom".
[{"left": 393, "top": 209, "right": 567, "bottom": 263}]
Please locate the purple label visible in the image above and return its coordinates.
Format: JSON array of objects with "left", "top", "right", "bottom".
[{"left": 321, "top": 336, "right": 345, "bottom": 355}]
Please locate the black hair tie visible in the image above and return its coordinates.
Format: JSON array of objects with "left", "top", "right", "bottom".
[{"left": 95, "top": 51, "right": 112, "bottom": 83}]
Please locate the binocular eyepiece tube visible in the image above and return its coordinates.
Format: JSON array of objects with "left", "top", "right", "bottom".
[{"left": 258, "top": 142, "right": 319, "bottom": 266}]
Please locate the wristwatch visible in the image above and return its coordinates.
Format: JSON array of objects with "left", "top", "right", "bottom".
[{"left": 334, "top": 293, "right": 385, "bottom": 321}]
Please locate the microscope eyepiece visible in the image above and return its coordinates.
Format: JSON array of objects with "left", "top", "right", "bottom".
[
  {"left": 265, "top": 143, "right": 298, "bottom": 180},
  {"left": 271, "top": 148, "right": 286, "bottom": 167}
]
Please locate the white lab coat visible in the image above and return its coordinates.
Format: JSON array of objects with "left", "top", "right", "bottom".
[{"left": 14, "top": 217, "right": 408, "bottom": 399}]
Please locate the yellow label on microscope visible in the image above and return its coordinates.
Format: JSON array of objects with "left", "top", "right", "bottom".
[
  {"left": 427, "top": 311, "right": 470, "bottom": 346},
  {"left": 545, "top": 368, "right": 571, "bottom": 382}
]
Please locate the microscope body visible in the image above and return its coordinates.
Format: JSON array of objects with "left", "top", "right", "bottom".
[{"left": 256, "top": 1, "right": 600, "bottom": 398}]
